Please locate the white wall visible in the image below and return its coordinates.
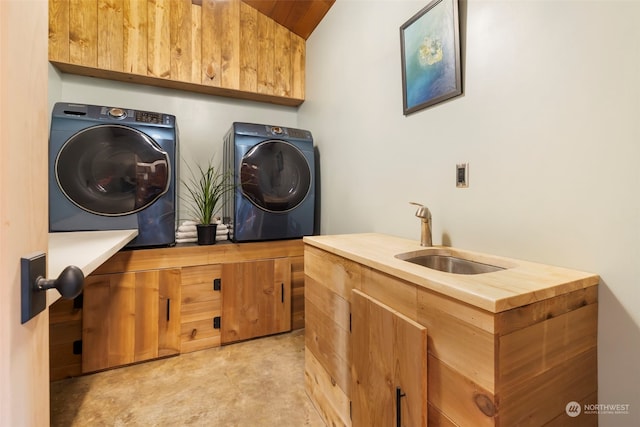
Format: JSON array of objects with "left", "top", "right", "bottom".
[
  {"left": 298, "top": 0, "right": 639, "bottom": 426},
  {"left": 48, "top": 68, "right": 299, "bottom": 220}
]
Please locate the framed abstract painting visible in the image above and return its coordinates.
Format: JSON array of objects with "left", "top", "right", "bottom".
[{"left": 400, "top": 0, "right": 462, "bottom": 115}]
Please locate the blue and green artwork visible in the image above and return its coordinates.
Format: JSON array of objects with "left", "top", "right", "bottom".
[{"left": 402, "top": 0, "right": 460, "bottom": 113}]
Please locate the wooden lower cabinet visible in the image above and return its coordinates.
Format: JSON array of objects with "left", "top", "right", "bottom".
[
  {"left": 304, "top": 244, "right": 599, "bottom": 427},
  {"left": 180, "top": 258, "right": 292, "bottom": 350},
  {"left": 82, "top": 268, "right": 181, "bottom": 373},
  {"left": 50, "top": 239, "right": 305, "bottom": 378}
]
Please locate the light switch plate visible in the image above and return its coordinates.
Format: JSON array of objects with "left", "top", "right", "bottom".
[
  {"left": 21, "top": 252, "right": 46, "bottom": 324},
  {"left": 456, "top": 163, "right": 469, "bottom": 188}
]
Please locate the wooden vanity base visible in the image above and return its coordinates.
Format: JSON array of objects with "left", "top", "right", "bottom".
[{"left": 303, "top": 239, "right": 599, "bottom": 427}]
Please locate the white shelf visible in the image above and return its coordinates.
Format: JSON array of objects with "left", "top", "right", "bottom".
[{"left": 47, "top": 229, "right": 138, "bottom": 303}]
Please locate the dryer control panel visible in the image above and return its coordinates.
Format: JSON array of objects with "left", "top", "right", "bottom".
[{"left": 266, "top": 125, "right": 312, "bottom": 140}]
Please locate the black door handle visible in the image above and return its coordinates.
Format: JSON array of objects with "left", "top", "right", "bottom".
[
  {"left": 37, "top": 265, "right": 84, "bottom": 298},
  {"left": 21, "top": 252, "right": 85, "bottom": 323},
  {"left": 396, "top": 387, "right": 406, "bottom": 427}
]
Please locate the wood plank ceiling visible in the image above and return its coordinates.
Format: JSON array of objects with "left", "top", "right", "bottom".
[{"left": 241, "top": 0, "right": 335, "bottom": 40}]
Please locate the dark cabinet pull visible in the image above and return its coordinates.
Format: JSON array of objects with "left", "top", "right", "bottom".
[
  {"left": 396, "top": 387, "right": 406, "bottom": 427},
  {"left": 281, "top": 283, "right": 284, "bottom": 303},
  {"left": 166, "top": 299, "right": 171, "bottom": 322}
]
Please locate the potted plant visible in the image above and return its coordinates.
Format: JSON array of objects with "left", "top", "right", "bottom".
[{"left": 183, "top": 159, "right": 234, "bottom": 245}]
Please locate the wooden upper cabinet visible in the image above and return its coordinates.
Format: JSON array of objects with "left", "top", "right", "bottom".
[{"left": 48, "top": 0, "right": 307, "bottom": 106}]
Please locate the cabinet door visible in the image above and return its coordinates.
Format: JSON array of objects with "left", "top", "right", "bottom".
[
  {"left": 82, "top": 269, "right": 181, "bottom": 372},
  {"left": 221, "top": 258, "right": 291, "bottom": 344},
  {"left": 157, "top": 269, "right": 181, "bottom": 357},
  {"left": 83, "top": 272, "right": 136, "bottom": 372},
  {"left": 351, "top": 289, "right": 428, "bottom": 427}
]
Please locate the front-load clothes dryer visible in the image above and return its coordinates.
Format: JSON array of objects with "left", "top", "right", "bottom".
[
  {"left": 49, "top": 102, "right": 178, "bottom": 248},
  {"left": 223, "top": 122, "right": 315, "bottom": 242}
]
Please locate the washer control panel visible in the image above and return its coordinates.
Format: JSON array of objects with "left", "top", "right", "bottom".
[
  {"left": 98, "top": 106, "right": 174, "bottom": 126},
  {"left": 135, "top": 110, "right": 164, "bottom": 124},
  {"left": 108, "top": 107, "right": 126, "bottom": 119}
]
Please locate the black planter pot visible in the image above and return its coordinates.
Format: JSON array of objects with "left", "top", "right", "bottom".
[{"left": 196, "top": 223, "right": 218, "bottom": 245}]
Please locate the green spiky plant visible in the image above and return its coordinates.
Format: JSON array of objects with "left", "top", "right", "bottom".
[{"left": 183, "top": 160, "right": 234, "bottom": 225}]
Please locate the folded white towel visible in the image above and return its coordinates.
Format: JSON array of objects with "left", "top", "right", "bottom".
[
  {"left": 176, "top": 231, "right": 197, "bottom": 238},
  {"left": 176, "top": 235, "right": 227, "bottom": 243},
  {"left": 177, "top": 220, "right": 198, "bottom": 233},
  {"left": 176, "top": 237, "right": 197, "bottom": 243}
]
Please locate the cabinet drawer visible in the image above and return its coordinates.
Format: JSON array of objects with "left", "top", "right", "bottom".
[
  {"left": 180, "top": 318, "right": 221, "bottom": 353},
  {"left": 180, "top": 265, "right": 222, "bottom": 319},
  {"left": 180, "top": 264, "right": 222, "bottom": 352},
  {"left": 181, "top": 265, "right": 222, "bottom": 295}
]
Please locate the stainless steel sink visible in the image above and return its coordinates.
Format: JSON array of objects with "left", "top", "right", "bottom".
[{"left": 396, "top": 251, "right": 508, "bottom": 275}]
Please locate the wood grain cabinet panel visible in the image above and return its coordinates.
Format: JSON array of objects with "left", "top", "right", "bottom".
[
  {"left": 82, "top": 268, "right": 181, "bottom": 373},
  {"left": 290, "top": 255, "right": 305, "bottom": 330},
  {"left": 48, "top": 0, "right": 306, "bottom": 106},
  {"left": 220, "top": 258, "right": 291, "bottom": 344},
  {"left": 351, "top": 290, "right": 427, "bottom": 427},
  {"left": 157, "top": 268, "right": 182, "bottom": 356},
  {"left": 49, "top": 298, "right": 83, "bottom": 381},
  {"left": 304, "top": 246, "right": 361, "bottom": 427}
]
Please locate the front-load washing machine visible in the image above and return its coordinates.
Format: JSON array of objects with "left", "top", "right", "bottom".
[
  {"left": 49, "top": 102, "right": 178, "bottom": 248},
  {"left": 223, "top": 122, "right": 315, "bottom": 242}
]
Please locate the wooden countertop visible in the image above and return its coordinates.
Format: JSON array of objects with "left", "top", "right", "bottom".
[
  {"left": 91, "top": 238, "right": 304, "bottom": 275},
  {"left": 303, "top": 233, "right": 599, "bottom": 313}
]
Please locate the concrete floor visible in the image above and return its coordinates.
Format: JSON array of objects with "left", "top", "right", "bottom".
[{"left": 51, "top": 330, "right": 324, "bottom": 426}]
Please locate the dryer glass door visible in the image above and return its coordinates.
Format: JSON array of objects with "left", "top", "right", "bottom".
[
  {"left": 55, "top": 125, "right": 170, "bottom": 216},
  {"left": 240, "top": 140, "right": 311, "bottom": 212}
]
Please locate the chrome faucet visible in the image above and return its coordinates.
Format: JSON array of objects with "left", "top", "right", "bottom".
[{"left": 410, "top": 202, "right": 432, "bottom": 247}]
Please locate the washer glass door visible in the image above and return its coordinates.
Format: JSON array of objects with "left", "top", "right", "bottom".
[
  {"left": 56, "top": 125, "right": 170, "bottom": 216},
  {"left": 240, "top": 140, "right": 311, "bottom": 212}
]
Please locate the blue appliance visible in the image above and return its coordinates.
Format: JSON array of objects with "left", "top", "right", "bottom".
[
  {"left": 49, "top": 102, "right": 178, "bottom": 248},
  {"left": 223, "top": 122, "right": 315, "bottom": 242}
]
